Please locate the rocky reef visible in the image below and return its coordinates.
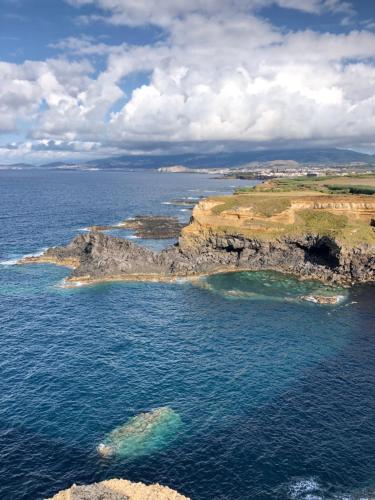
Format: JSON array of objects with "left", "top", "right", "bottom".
[
  {"left": 19, "top": 178, "right": 375, "bottom": 286},
  {"left": 97, "top": 407, "right": 182, "bottom": 459},
  {"left": 90, "top": 215, "right": 185, "bottom": 240},
  {"left": 48, "top": 478, "right": 189, "bottom": 500}
]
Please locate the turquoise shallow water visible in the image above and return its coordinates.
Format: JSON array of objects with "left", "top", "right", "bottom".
[{"left": 0, "top": 170, "right": 374, "bottom": 499}]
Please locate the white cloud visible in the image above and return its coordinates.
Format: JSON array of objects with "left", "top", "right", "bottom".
[
  {"left": 0, "top": 58, "right": 94, "bottom": 134},
  {"left": 3, "top": 0, "right": 375, "bottom": 161},
  {"left": 66, "top": 0, "right": 355, "bottom": 25},
  {"left": 103, "top": 16, "right": 375, "bottom": 146}
]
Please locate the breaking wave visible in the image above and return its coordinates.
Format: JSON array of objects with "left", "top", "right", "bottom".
[{"left": 0, "top": 248, "right": 47, "bottom": 266}]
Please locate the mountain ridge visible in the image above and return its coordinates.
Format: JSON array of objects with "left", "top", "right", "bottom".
[{"left": 1, "top": 148, "right": 374, "bottom": 170}]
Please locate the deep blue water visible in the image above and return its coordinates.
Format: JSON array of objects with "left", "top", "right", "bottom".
[{"left": 0, "top": 170, "right": 374, "bottom": 500}]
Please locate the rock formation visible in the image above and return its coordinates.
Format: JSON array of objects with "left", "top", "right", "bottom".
[
  {"left": 47, "top": 478, "right": 189, "bottom": 500},
  {"left": 19, "top": 184, "right": 375, "bottom": 286},
  {"left": 90, "top": 215, "right": 185, "bottom": 240}
]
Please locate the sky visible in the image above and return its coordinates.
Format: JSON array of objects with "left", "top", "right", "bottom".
[{"left": 1, "top": 0, "right": 375, "bottom": 164}]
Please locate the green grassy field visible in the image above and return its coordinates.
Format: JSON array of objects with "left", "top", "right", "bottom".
[
  {"left": 205, "top": 174, "right": 375, "bottom": 245},
  {"left": 235, "top": 173, "right": 375, "bottom": 195}
]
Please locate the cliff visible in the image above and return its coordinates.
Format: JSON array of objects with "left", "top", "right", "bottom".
[
  {"left": 48, "top": 478, "right": 189, "bottom": 500},
  {"left": 19, "top": 176, "right": 375, "bottom": 285}
]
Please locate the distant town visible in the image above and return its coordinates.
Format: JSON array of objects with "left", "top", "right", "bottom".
[{"left": 158, "top": 160, "right": 375, "bottom": 179}]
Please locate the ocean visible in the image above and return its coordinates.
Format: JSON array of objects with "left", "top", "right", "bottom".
[{"left": 0, "top": 169, "right": 374, "bottom": 500}]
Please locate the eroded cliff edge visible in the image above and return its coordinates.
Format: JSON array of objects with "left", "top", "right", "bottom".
[{"left": 20, "top": 177, "right": 375, "bottom": 285}]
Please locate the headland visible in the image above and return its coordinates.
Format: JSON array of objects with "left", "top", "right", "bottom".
[{"left": 19, "top": 175, "right": 375, "bottom": 286}]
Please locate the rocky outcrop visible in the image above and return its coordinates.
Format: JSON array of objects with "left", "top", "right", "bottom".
[
  {"left": 90, "top": 215, "right": 185, "bottom": 240},
  {"left": 18, "top": 192, "right": 375, "bottom": 285},
  {"left": 48, "top": 479, "right": 189, "bottom": 500},
  {"left": 18, "top": 229, "right": 375, "bottom": 285},
  {"left": 300, "top": 294, "right": 345, "bottom": 304}
]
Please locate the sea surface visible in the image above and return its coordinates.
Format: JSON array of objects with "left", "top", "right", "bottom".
[{"left": 0, "top": 169, "right": 374, "bottom": 500}]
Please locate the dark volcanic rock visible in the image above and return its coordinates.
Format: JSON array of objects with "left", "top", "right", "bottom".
[
  {"left": 45, "top": 232, "right": 168, "bottom": 279},
  {"left": 167, "top": 197, "right": 202, "bottom": 207},
  {"left": 90, "top": 215, "right": 185, "bottom": 239},
  {"left": 120, "top": 215, "right": 185, "bottom": 239},
  {"left": 28, "top": 229, "right": 375, "bottom": 285}
]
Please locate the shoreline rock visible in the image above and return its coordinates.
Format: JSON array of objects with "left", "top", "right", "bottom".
[
  {"left": 17, "top": 186, "right": 375, "bottom": 287},
  {"left": 17, "top": 229, "right": 374, "bottom": 286},
  {"left": 300, "top": 294, "right": 345, "bottom": 305}
]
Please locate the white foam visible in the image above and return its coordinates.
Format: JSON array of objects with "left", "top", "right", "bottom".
[
  {"left": 0, "top": 248, "right": 47, "bottom": 266},
  {"left": 289, "top": 478, "right": 321, "bottom": 499},
  {"left": 71, "top": 281, "right": 84, "bottom": 287},
  {"left": 78, "top": 227, "right": 90, "bottom": 232},
  {"left": 0, "top": 258, "right": 19, "bottom": 266},
  {"left": 127, "top": 234, "right": 139, "bottom": 239},
  {"left": 23, "top": 249, "right": 47, "bottom": 259},
  {"left": 57, "top": 279, "right": 86, "bottom": 289},
  {"left": 161, "top": 202, "right": 172, "bottom": 205}
]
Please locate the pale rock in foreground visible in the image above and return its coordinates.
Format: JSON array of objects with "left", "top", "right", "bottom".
[{"left": 47, "top": 478, "right": 189, "bottom": 500}]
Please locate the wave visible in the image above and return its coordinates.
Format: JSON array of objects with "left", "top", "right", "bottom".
[
  {"left": 0, "top": 258, "right": 19, "bottom": 266},
  {"left": 0, "top": 248, "right": 47, "bottom": 266},
  {"left": 286, "top": 477, "right": 375, "bottom": 500},
  {"left": 288, "top": 478, "right": 322, "bottom": 499}
]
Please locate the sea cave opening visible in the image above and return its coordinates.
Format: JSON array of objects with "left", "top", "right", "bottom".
[{"left": 304, "top": 238, "right": 340, "bottom": 269}]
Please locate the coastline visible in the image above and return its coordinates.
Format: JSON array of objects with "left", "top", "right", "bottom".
[
  {"left": 15, "top": 174, "right": 375, "bottom": 289},
  {"left": 17, "top": 252, "right": 356, "bottom": 289}
]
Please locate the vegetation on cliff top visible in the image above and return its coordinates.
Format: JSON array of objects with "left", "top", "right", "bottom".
[
  {"left": 235, "top": 173, "right": 375, "bottom": 195},
  {"left": 202, "top": 175, "right": 375, "bottom": 245}
]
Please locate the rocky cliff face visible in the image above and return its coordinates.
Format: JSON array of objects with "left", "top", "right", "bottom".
[
  {"left": 19, "top": 228, "right": 375, "bottom": 285},
  {"left": 19, "top": 193, "right": 375, "bottom": 285},
  {"left": 173, "top": 195, "right": 375, "bottom": 284}
]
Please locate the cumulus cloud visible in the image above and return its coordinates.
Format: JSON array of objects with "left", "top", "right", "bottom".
[
  {"left": 66, "top": 0, "right": 355, "bottom": 25},
  {"left": 0, "top": 58, "right": 94, "bottom": 134},
  {"left": 2, "top": 0, "right": 375, "bottom": 161}
]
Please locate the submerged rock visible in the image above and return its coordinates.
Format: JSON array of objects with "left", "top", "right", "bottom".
[
  {"left": 48, "top": 478, "right": 189, "bottom": 500},
  {"left": 97, "top": 407, "right": 182, "bottom": 459}
]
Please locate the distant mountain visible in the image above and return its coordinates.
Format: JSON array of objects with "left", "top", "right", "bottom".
[
  {"left": 81, "top": 148, "right": 375, "bottom": 169},
  {"left": 41, "top": 161, "right": 76, "bottom": 168},
  {"left": 0, "top": 162, "right": 36, "bottom": 169},
  {"left": 1, "top": 148, "right": 374, "bottom": 170}
]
